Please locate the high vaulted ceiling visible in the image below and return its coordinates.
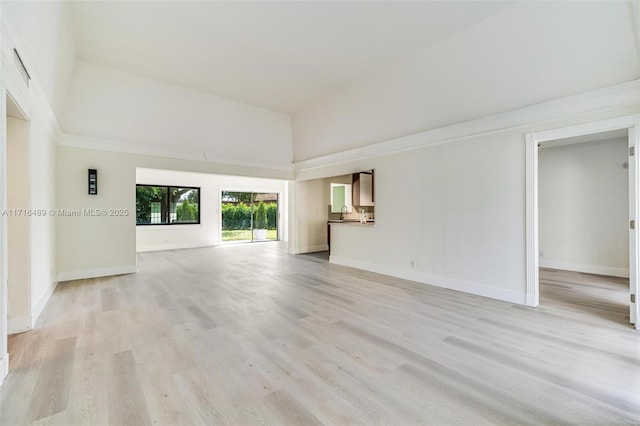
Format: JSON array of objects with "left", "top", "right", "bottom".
[{"left": 69, "top": 1, "right": 513, "bottom": 113}]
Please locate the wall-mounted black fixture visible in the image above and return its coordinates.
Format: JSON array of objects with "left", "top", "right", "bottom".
[
  {"left": 13, "top": 49, "right": 30, "bottom": 88},
  {"left": 88, "top": 169, "right": 98, "bottom": 195}
]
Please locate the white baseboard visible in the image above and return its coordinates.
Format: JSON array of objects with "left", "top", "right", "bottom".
[
  {"left": 7, "top": 281, "right": 58, "bottom": 335},
  {"left": 292, "top": 244, "right": 329, "bottom": 255},
  {"left": 136, "top": 241, "right": 219, "bottom": 253},
  {"left": 32, "top": 280, "right": 58, "bottom": 327},
  {"left": 0, "top": 353, "right": 8, "bottom": 385},
  {"left": 330, "top": 256, "right": 526, "bottom": 305},
  {"left": 540, "top": 258, "right": 629, "bottom": 278},
  {"left": 8, "top": 315, "right": 31, "bottom": 334},
  {"left": 9, "top": 272, "right": 137, "bottom": 334},
  {"left": 58, "top": 265, "right": 138, "bottom": 282}
]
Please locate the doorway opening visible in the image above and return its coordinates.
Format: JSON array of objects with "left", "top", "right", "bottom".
[
  {"left": 6, "top": 94, "right": 31, "bottom": 335},
  {"left": 538, "top": 132, "right": 630, "bottom": 325},
  {"left": 526, "top": 115, "right": 640, "bottom": 329},
  {"left": 221, "top": 191, "right": 279, "bottom": 243}
]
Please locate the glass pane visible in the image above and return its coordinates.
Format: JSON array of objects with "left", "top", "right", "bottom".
[
  {"left": 221, "top": 191, "right": 253, "bottom": 242},
  {"left": 170, "top": 187, "right": 200, "bottom": 224},
  {"left": 252, "top": 193, "right": 278, "bottom": 241},
  {"left": 136, "top": 186, "right": 168, "bottom": 224}
]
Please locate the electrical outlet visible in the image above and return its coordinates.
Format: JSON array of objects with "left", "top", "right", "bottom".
[
  {"left": 539, "top": 249, "right": 544, "bottom": 257},
  {"left": 409, "top": 259, "right": 416, "bottom": 268}
]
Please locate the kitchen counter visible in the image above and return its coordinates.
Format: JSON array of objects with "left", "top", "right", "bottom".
[{"left": 327, "top": 219, "right": 374, "bottom": 252}]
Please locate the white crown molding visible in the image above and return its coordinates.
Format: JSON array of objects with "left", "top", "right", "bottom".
[
  {"left": 294, "top": 79, "right": 640, "bottom": 173},
  {"left": 59, "top": 133, "right": 294, "bottom": 173}
]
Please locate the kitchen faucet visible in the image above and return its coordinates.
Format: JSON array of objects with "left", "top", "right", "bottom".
[{"left": 340, "top": 205, "right": 348, "bottom": 220}]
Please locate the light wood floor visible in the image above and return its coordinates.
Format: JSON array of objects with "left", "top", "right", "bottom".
[{"left": 1, "top": 243, "right": 639, "bottom": 425}]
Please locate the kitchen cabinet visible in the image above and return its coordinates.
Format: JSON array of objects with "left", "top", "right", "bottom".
[{"left": 352, "top": 171, "right": 374, "bottom": 206}]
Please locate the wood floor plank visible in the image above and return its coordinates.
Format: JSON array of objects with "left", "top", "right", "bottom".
[
  {"left": 263, "top": 389, "right": 324, "bottom": 426},
  {"left": 183, "top": 300, "right": 217, "bottom": 330},
  {"left": 27, "top": 337, "right": 77, "bottom": 422},
  {"left": 107, "top": 350, "right": 151, "bottom": 426},
  {"left": 62, "top": 329, "right": 109, "bottom": 426},
  {"left": 443, "top": 335, "right": 640, "bottom": 418},
  {"left": 100, "top": 288, "right": 118, "bottom": 312},
  {"left": 1, "top": 244, "right": 639, "bottom": 425},
  {"left": 172, "top": 366, "right": 238, "bottom": 425}
]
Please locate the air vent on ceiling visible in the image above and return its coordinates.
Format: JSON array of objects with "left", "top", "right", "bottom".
[{"left": 13, "top": 49, "right": 30, "bottom": 87}]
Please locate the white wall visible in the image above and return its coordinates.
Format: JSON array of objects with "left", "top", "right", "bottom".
[
  {"left": 292, "top": 1, "right": 639, "bottom": 161},
  {"left": 539, "top": 138, "right": 629, "bottom": 277},
  {"left": 136, "top": 168, "right": 286, "bottom": 252},
  {"left": 327, "top": 130, "right": 527, "bottom": 303},
  {"left": 56, "top": 147, "right": 137, "bottom": 281},
  {"left": 61, "top": 61, "right": 293, "bottom": 170},
  {"left": 290, "top": 179, "right": 329, "bottom": 254},
  {"left": 6, "top": 117, "right": 30, "bottom": 333}
]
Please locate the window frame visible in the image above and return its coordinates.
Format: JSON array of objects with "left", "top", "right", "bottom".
[{"left": 136, "top": 184, "right": 201, "bottom": 226}]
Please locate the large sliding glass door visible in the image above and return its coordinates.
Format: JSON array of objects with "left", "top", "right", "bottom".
[{"left": 221, "top": 191, "right": 278, "bottom": 243}]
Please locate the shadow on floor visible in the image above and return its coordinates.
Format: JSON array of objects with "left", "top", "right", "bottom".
[{"left": 298, "top": 251, "right": 329, "bottom": 262}]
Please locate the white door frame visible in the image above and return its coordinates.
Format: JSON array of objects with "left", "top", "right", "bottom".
[
  {"left": 0, "top": 85, "right": 8, "bottom": 384},
  {"left": 525, "top": 115, "right": 640, "bottom": 329}
]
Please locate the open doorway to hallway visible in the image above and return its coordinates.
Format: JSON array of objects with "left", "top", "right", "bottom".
[
  {"left": 538, "top": 129, "right": 631, "bottom": 327},
  {"left": 6, "top": 95, "right": 30, "bottom": 335}
]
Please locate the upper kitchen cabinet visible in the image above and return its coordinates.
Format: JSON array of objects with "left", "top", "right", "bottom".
[{"left": 352, "top": 170, "right": 374, "bottom": 206}]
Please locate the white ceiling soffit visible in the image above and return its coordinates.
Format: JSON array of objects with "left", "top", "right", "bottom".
[{"left": 69, "top": 1, "right": 513, "bottom": 113}]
